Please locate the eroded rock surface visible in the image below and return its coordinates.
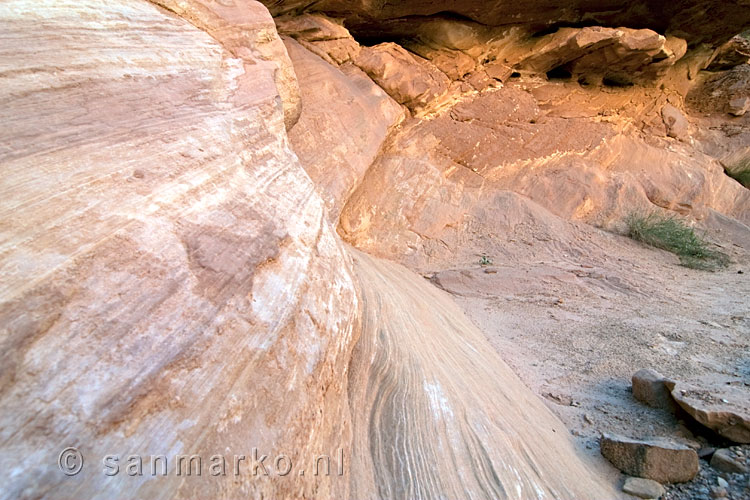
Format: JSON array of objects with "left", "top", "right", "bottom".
[
  {"left": 284, "top": 38, "right": 404, "bottom": 219},
  {"left": 348, "top": 251, "right": 616, "bottom": 499},
  {"left": 151, "top": 0, "right": 302, "bottom": 129}
]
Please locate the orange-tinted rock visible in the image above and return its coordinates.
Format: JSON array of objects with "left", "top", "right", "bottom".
[
  {"left": 662, "top": 104, "right": 690, "bottom": 140},
  {"left": 285, "top": 38, "right": 404, "bottom": 219},
  {"left": 632, "top": 369, "right": 677, "bottom": 411},
  {"left": 600, "top": 434, "right": 699, "bottom": 483},
  {"left": 276, "top": 14, "right": 362, "bottom": 64},
  {"left": 404, "top": 43, "right": 477, "bottom": 80},
  {"left": 354, "top": 42, "right": 451, "bottom": 112},
  {"left": 258, "top": 0, "right": 750, "bottom": 47},
  {"left": 671, "top": 383, "right": 750, "bottom": 443},
  {"left": 519, "top": 27, "right": 678, "bottom": 86}
]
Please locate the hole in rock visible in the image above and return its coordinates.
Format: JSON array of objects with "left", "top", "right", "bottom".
[
  {"left": 546, "top": 66, "right": 572, "bottom": 80},
  {"left": 602, "top": 76, "right": 634, "bottom": 87}
]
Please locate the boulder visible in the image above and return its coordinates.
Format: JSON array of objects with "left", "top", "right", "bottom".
[
  {"left": 276, "top": 14, "right": 361, "bottom": 65},
  {"left": 632, "top": 369, "right": 677, "bottom": 410},
  {"left": 403, "top": 42, "right": 477, "bottom": 80},
  {"left": 710, "top": 449, "right": 749, "bottom": 474},
  {"left": 623, "top": 477, "right": 666, "bottom": 499},
  {"left": 671, "top": 383, "right": 750, "bottom": 443},
  {"left": 518, "top": 27, "right": 680, "bottom": 86},
  {"left": 600, "top": 434, "right": 700, "bottom": 483},
  {"left": 354, "top": 42, "right": 451, "bottom": 112},
  {"left": 485, "top": 61, "right": 514, "bottom": 82},
  {"left": 465, "top": 70, "right": 496, "bottom": 91}
]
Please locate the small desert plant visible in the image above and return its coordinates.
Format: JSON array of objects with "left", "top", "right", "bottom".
[
  {"left": 479, "top": 255, "right": 493, "bottom": 266},
  {"left": 625, "top": 212, "right": 729, "bottom": 271}
]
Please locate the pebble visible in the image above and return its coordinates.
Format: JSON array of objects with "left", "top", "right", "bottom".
[
  {"left": 623, "top": 477, "right": 666, "bottom": 499},
  {"left": 709, "top": 486, "right": 727, "bottom": 498}
]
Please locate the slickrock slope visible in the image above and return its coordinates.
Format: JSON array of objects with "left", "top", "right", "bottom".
[
  {"left": 0, "top": 1, "right": 624, "bottom": 499},
  {"left": 348, "top": 250, "right": 616, "bottom": 499}
]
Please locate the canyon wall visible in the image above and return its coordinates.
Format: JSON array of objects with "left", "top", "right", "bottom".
[{"left": 0, "top": 1, "right": 356, "bottom": 498}]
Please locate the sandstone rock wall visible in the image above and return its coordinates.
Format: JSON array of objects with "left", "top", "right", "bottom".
[{"left": 0, "top": 1, "right": 356, "bottom": 498}]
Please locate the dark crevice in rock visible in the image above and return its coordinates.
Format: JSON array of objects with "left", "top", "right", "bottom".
[
  {"left": 546, "top": 66, "right": 573, "bottom": 81},
  {"left": 344, "top": 11, "right": 486, "bottom": 47}
]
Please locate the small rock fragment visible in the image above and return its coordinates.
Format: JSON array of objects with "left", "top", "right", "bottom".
[
  {"left": 600, "top": 433, "right": 699, "bottom": 483},
  {"left": 484, "top": 61, "right": 512, "bottom": 82},
  {"left": 622, "top": 477, "right": 665, "bottom": 499},
  {"left": 710, "top": 449, "right": 749, "bottom": 474},
  {"left": 716, "top": 477, "right": 728, "bottom": 489},
  {"left": 728, "top": 96, "right": 750, "bottom": 117},
  {"left": 709, "top": 486, "right": 728, "bottom": 498}
]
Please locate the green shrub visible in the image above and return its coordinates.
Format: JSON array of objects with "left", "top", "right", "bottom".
[{"left": 625, "top": 212, "right": 729, "bottom": 270}]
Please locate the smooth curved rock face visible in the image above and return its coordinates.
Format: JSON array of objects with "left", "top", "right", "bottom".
[
  {"left": 284, "top": 38, "right": 404, "bottom": 219},
  {"left": 151, "top": 0, "right": 302, "bottom": 130},
  {"left": 259, "top": 0, "right": 750, "bottom": 46},
  {"left": 0, "top": 1, "right": 357, "bottom": 498},
  {"left": 348, "top": 251, "right": 617, "bottom": 499}
]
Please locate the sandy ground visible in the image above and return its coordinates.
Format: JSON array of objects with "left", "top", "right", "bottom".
[{"left": 426, "top": 220, "right": 750, "bottom": 496}]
